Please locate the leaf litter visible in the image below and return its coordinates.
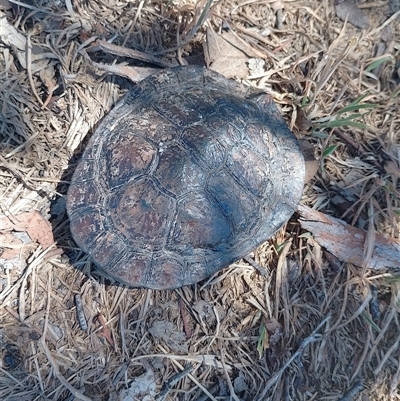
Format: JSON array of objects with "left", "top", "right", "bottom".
[{"left": 0, "top": 0, "right": 399, "bottom": 400}]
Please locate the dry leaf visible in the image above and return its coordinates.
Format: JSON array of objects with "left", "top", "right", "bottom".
[
  {"left": 119, "top": 367, "right": 156, "bottom": 401},
  {"left": 91, "top": 61, "right": 158, "bottom": 82},
  {"left": 0, "top": 211, "right": 54, "bottom": 255},
  {"left": 0, "top": 232, "right": 32, "bottom": 259},
  {"left": 97, "top": 314, "right": 114, "bottom": 346},
  {"left": 0, "top": 14, "right": 50, "bottom": 71},
  {"left": 385, "top": 160, "right": 400, "bottom": 178},
  {"left": 0, "top": 0, "right": 11, "bottom": 10},
  {"left": 0, "top": 14, "right": 26, "bottom": 52},
  {"left": 335, "top": 1, "right": 369, "bottom": 29},
  {"left": 39, "top": 66, "right": 56, "bottom": 90},
  {"left": 265, "top": 317, "right": 282, "bottom": 333},
  {"left": 204, "top": 28, "right": 256, "bottom": 78},
  {"left": 295, "top": 108, "right": 312, "bottom": 132},
  {"left": 148, "top": 320, "right": 188, "bottom": 353}
]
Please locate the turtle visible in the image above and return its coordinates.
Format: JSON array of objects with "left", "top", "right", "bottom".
[{"left": 66, "top": 65, "right": 305, "bottom": 290}]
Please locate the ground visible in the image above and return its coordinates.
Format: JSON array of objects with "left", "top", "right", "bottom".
[{"left": 0, "top": 1, "right": 400, "bottom": 400}]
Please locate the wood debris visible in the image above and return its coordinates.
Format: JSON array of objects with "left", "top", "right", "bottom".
[{"left": 297, "top": 204, "right": 400, "bottom": 270}]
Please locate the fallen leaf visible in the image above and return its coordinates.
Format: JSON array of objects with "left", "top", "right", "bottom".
[
  {"left": 0, "top": 0, "right": 11, "bottom": 11},
  {"left": 91, "top": 61, "right": 158, "bottom": 82},
  {"left": 0, "top": 211, "right": 54, "bottom": 255},
  {"left": 385, "top": 160, "right": 400, "bottom": 178},
  {"left": 0, "top": 14, "right": 51, "bottom": 72},
  {"left": 26, "top": 211, "right": 54, "bottom": 249},
  {"left": 97, "top": 314, "right": 114, "bottom": 346},
  {"left": 265, "top": 317, "right": 282, "bottom": 333},
  {"left": 40, "top": 66, "right": 58, "bottom": 108},
  {"left": 335, "top": 1, "right": 369, "bottom": 29},
  {"left": 148, "top": 320, "right": 188, "bottom": 353},
  {"left": 119, "top": 366, "right": 156, "bottom": 401},
  {"left": 0, "top": 232, "right": 33, "bottom": 259},
  {"left": 204, "top": 28, "right": 257, "bottom": 78},
  {"left": 0, "top": 14, "right": 26, "bottom": 52},
  {"left": 295, "top": 108, "right": 312, "bottom": 132}
]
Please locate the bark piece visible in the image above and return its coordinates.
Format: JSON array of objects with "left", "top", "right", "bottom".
[{"left": 297, "top": 204, "right": 400, "bottom": 270}]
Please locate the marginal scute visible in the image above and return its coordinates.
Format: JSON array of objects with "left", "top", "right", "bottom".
[
  {"left": 67, "top": 181, "right": 102, "bottom": 212},
  {"left": 69, "top": 208, "right": 105, "bottom": 250},
  {"left": 91, "top": 231, "right": 126, "bottom": 268},
  {"left": 70, "top": 159, "right": 98, "bottom": 183},
  {"left": 67, "top": 65, "right": 305, "bottom": 289},
  {"left": 147, "top": 254, "right": 185, "bottom": 288}
]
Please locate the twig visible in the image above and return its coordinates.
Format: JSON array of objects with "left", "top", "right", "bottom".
[
  {"left": 26, "top": 29, "right": 43, "bottom": 107},
  {"left": 40, "top": 340, "right": 92, "bottom": 401},
  {"left": 220, "top": 344, "right": 240, "bottom": 401},
  {"left": 367, "top": 10, "right": 400, "bottom": 37},
  {"left": 40, "top": 270, "right": 92, "bottom": 401},
  {"left": 332, "top": 128, "right": 386, "bottom": 173},
  {"left": 351, "top": 330, "right": 371, "bottom": 383},
  {"left": 156, "top": 365, "right": 194, "bottom": 401},
  {"left": 337, "top": 378, "right": 364, "bottom": 401},
  {"left": 153, "top": 345, "right": 219, "bottom": 401},
  {"left": 244, "top": 256, "right": 269, "bottom": 276},
  {"left": 258, "top": 314, "right": 331, "bottom": 398},
  {"left": 373, "top": 336, "right": 400, "bottom": 375},
  {"left": 0, "top": 247, "right": 55, "bottom": 305},
  {"left": 390, "top": 353, "right": 400, "bottom": 396},
  {"left": 93, "top": 40, "right": 173, "bottom": 68},
  {"left": 196, "top": 384, "right": 220, "bottom": 401},
  {"left": 179, "top": 297, "right": 192, "bottom": 339},
  {"left": 112, "top": 361, "right": 131, "bottom": 387}
]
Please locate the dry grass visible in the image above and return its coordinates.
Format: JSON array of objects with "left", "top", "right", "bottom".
[{"left": 0, "top": 0, "right": 400, "bottom": 400}]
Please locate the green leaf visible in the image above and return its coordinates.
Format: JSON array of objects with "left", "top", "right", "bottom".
[
  {"left": 347, "top": 93, "right": 369, "bottom": 107},
  {"left": 317, "top": 119, "right": 368, "bottom": 129},
  {"left": 311, "top": 130, "right": 329, "bottom": 138},
  {"left": 338, "top": 113, "right": 364, "bottom": 121},
  {"left": 299, "top": 232, "right": 313, "bottom": 238},
  {"left": 361, "top": 311, "right": 381, "bottom": 333},
  {"left": 383, "top": 274, "right": 400, "bottom": 283},
  {"left": 276, "top": 241, "right": 290, "bottom": 253},
  {"left": 301, "top": 96, "right": 309, "bottom": 107},
  {"left": 337, "top": 103, "right": 377, "bottom": 114},
  {"left": 323, "top": 144, "right": 337, "bottom": 157},
  {"left": 257, "top": 324, "right": 268, "bottom": 358},
  {"left": 365, "top": 56, "right": 393, "bottom": 72}
]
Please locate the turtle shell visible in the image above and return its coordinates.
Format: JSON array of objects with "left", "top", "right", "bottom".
[{"left": 67, "top": 65, "right": 305, "bottom": 289}]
